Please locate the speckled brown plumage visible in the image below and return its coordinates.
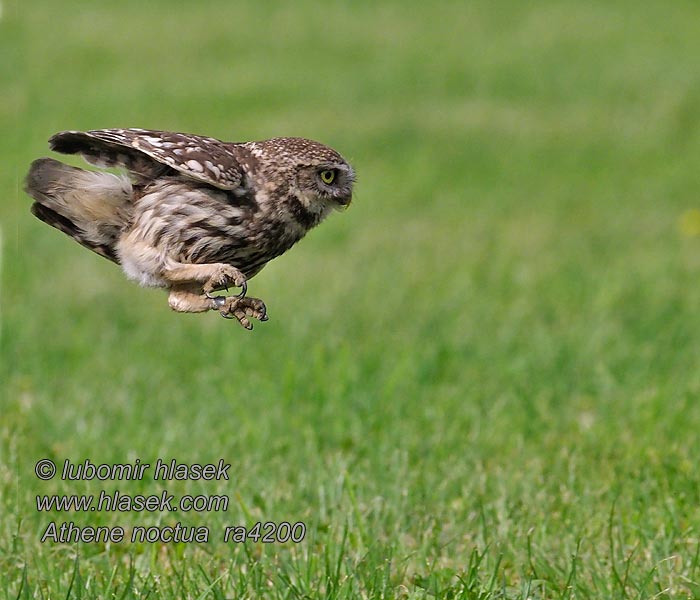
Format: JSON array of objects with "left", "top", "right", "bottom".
[{"left": 25, "top": 128, "right": 355, "bottom": 329}]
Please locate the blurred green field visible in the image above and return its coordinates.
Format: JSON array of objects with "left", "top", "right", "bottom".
[{"left": 3, "top": 0, "right": 700, "bottom": 597}]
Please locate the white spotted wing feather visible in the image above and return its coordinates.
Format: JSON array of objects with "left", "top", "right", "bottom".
[{"left": 49, "top": 128, "right": 243, "bottom": 190}]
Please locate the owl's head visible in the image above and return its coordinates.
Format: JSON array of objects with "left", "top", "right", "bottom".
[
  {"left": 251, "top": 137, "right": 355, "bottom": 217},
  {"left": 295, "top": 160, "right": 355, "bottom": 215}
]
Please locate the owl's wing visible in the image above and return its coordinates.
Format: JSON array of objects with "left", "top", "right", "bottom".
[{"left": 49, "top": 128, "right": 243, "bottom": 190}]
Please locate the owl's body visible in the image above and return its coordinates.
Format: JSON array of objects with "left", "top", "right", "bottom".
[{"left": 26, "top": 128, "right": 355, "bottom": 328}]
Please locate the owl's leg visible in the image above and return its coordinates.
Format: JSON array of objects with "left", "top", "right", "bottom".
[
  {"left": 168, "top": 285, "right": 213, "bottom": 313},
  {"left": 162, "top": 262, "right": 247, "bottom": 298},
  {"left": 168, "top": 284, "right": 267, "bottom": 329}
]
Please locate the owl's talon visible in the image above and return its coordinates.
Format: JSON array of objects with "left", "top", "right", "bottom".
[
  {"left": 215, "top": 295, "right": 267, "bottom": 329},
  {"left": 237, "top": 280, "right": 247, "bottom": 299},
  {"left": 202, "top": 265, "right": 247, "bottom": 299}
]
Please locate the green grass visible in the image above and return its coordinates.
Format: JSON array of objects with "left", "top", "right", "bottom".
[{"left": 4, "top": 0, "right": 700, "bottom": 597}]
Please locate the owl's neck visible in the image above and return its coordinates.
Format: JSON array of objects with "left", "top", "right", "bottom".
[{"left": 285, "top": 192, "right": 331, "bottom": 232}]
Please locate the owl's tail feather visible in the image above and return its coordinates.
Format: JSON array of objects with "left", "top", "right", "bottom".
[{"left": 25, "top": 158, "right": 133, "bottom": 263}]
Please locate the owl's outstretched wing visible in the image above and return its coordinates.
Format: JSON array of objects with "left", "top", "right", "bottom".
[{"left": 49, "top": 128, "right": 243, "bottom": 190}]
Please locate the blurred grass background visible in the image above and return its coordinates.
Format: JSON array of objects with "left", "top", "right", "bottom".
[{"left": 3, "top": 0, "right": 700, "bottom": 597}]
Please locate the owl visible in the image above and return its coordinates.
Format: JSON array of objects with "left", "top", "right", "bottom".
[{"left": 25, "top": 128, "right": 355, "bottom": 329}]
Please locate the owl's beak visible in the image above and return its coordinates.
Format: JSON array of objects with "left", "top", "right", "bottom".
[{"left": 337, "top": 195, "right": 352, "bottom": 209}]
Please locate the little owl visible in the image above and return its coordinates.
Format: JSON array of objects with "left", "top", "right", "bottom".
[{"left": 25, "top": 128, "right": 355, "bottom": 329}]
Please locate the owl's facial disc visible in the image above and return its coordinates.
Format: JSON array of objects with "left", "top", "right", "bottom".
[
  {"left": 294, "top": 159, "right": 354, "bottom": 216},
  {"left": 315, "top": 163, "right": 354, "bottom": 208}
]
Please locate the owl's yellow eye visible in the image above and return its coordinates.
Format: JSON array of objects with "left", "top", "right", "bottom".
[{"left": 320, "top": 169, "right": 336, "bottom": 185}]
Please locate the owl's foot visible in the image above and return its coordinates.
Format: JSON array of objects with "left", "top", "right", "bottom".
[
  {"left": 203, "top": 265, "right": 247, "bottom": 300},
  {"left": 211, "top": 295, "right": 268, "bottom": 330}
]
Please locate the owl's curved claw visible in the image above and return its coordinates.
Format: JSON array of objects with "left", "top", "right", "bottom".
[
  {"left": 215, "top": 295, "right": 267, "bottom": 329},
  {"left": 202, "top": 265, "right": 247, "bottom": 299},
  {"left": 204, "top": 280, "right": 246, "bottom": 300}
]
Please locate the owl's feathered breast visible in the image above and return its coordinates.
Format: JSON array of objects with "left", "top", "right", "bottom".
[{"left": 130, "top": 172, "right": 306, "bottom": 280}]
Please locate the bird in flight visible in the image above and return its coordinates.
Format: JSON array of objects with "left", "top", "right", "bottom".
[{"left": 25, "top": 128, "right": 355, "bottom": 329}]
